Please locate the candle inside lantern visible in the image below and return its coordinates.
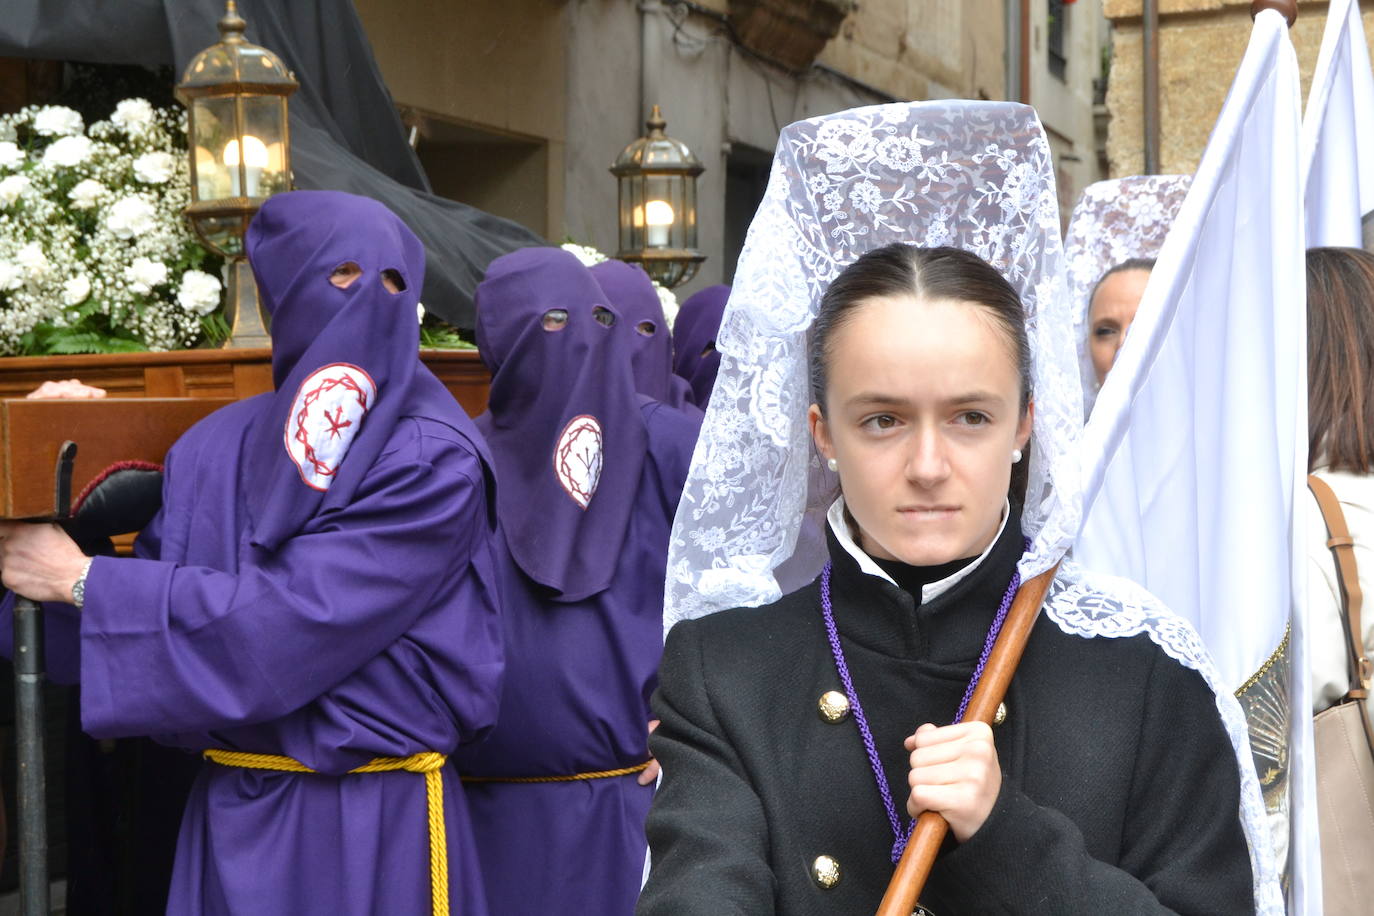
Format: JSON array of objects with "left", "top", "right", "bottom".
[
  {"left": 223, "top": 135, "right": 270, "bottom": 197},
  {"left": 645, "top": 199, "right": 674, "bottom": 247}
]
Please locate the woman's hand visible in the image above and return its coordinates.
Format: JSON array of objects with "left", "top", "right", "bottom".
[
  {"left": 27, "top": 379, "right": 107, "bottom": 399},
  {"left": 905, "top": 721, "right": 1001, "bottom": 843},
  {"left": 0, "top": 523, "right": 89, "bottom": 604},
  {"left": 638, "top": 719, "right": 661, "bottom": 785}
]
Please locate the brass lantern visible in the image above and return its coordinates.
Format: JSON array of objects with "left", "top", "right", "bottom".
[
  {"left": 610, "top": 105, "right": 705, "bottom": 289},
  {"left": 175, "top": 0, "right": 297, "bottom": 347}
]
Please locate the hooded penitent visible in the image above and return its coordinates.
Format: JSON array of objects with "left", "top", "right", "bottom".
[
  {"left": 22, "top": 190, "right": 506, "bottom": 915},
  {"left": 589, "top": 259, "right": 697, "bottom": 412},
  {"left": 476, "top": 246, "right": 647, "bottom": 601},
  {"left": 462, "top": 245, "right": 700, "bottom": 916},
  {"left": 671, "top": 284, "right": 729, "bottom": 408}
]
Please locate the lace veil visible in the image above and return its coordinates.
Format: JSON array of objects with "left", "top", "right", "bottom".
[
  {"left": 662, "top": 100, "right": 1282, "bottom": 913},
  {"left": 1064, "top": 175, "right": 1191, "bottom": 413}
]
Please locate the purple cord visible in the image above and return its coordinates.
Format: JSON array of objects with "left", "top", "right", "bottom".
[{"left": 818, "top": 542, "right": 1025, "bottom": 864}]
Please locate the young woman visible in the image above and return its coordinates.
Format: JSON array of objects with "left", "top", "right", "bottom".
[
  {"left": 640, "top": 102, "right": 1275, "bottom": 915},
  {"left": 1302, "top": 247, "right": 1374, "bottom": 913},
  {"left": 1063, "top": 175, "right": 1190, "bottom": 411},
  {"left": 1086, "top": 258, "right": 1155, "bottom": 387}
]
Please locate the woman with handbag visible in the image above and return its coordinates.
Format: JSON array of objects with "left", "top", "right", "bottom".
[{"left": 1303, "top": 246, "right": 1374, "bottom": 915}]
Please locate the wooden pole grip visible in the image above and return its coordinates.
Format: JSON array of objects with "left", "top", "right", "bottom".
[{"left": 874, "top": 563, "right": 1061, "bottom": 916}]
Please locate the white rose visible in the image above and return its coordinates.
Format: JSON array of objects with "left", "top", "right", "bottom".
[
  {"left": 16, "top": 242, "right": 48, "bottom": 279},
  {"left": 176, "top": 269, "right": 222, "bottom": 315},
  {"left": 62, "top": 275, "right": 91, "bottom": 306},
  {"left": 0, "top": 142, "right": 24, "bottom": 171},
  {"left": 0, "top": 174, "right": 32, "bottom": 207},
  {"left": 110, "top": 99, "right": 155, "bottom": 134},
  {"left": 32, "top": 106, "right": 83, "bottom": 137},
  {"left": 0, "top": 262, "right": 22, "bottom": 292},
  {"left": 654, "top": 282, "right": 679, "bottom": 329},
  {"left": 560, "top": 242, "right": 608, "bottom": 267},
  {"left": 123, "top": 257, "right": 168, "bottom": 295},
  {"left": 105, "top": 195, "right": 159, "bottom": 240},
  {"left": 132, "top": 151, "right": 176, "bottom": 185},
  {"left": 41, "top": 135, "right": 93, "bottom": 169},
  {"left": 68, "top": 178, "right": 106, "bottom": 209}
]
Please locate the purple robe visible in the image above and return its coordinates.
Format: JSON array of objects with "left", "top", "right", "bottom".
[
  {"left": 461, "top": 248, "right": 699, "bottom": 916},
  {"left": 671, "top": 284, "right": 729, "bottom": 409},
  {"left": 3, "top": 192, "right": 505, "bottom": 915}
]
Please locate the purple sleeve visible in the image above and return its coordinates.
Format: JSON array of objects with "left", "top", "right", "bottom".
[{"left": 78, "top": 437, "right": 492, "bottom": 739}]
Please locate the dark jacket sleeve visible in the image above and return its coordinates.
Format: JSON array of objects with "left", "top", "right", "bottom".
[
  {"left": 926, "top": 649, "right": 1257, "bottom": 915},
  {"left": 637, "top": 618, "right": 777, "bottom": 915}
]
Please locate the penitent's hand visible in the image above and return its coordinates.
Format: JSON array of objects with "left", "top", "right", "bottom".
[
  {"left": 0, "top": 522, "right": 89, "bottom": 604},
  {"left": 638, "top": 719, "right": 661, "bottom": 785},
  {"left": 26, "top": 378, "right": 107, "bottom": 399},
  {"left": 905, "top": 721, "right": 1002, "bottom": 843}
]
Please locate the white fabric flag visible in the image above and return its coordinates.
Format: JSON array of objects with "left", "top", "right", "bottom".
[
  {"left": 1302, "top": 0, "right": 1374, "bottom": 249},
  {"left": 1075, "top": 8, "right": 1307, "bottom": 903}
]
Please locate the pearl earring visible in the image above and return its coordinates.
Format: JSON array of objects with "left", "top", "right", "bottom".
[
  {"left": 826, "top": 457, "right": 839, "bottom": 472},
  {"left": 1011, "top": 449, "right": 1023, "bottom": 464}
]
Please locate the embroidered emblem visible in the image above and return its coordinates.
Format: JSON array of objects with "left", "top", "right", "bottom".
[
  {"left": 553, "top": 414, "right": 602, "bottom": 509},
  {"left": 284, "top": 363, "right": 377, "bottom": 491}
]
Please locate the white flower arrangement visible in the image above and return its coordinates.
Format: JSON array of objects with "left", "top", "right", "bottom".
[
  {"left": 559, "top": 241, "right": 679, "bottom": 328},
  {"left": 0, "top": 99, "right": 224, "bottom": 354}
]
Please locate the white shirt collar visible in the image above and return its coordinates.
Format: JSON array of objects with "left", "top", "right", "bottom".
[{"left": 825, "top": 495, "right": 1011, "bottom": 604}]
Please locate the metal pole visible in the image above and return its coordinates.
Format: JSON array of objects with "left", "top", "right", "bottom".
[
  {"left": 1143, "top": 0, "right": 1161, "bottom": 174},
  {"left": 13, "top": 597, "right": 49, "bottom": 916}
]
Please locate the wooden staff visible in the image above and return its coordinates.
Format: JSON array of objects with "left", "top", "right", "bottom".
[{"left": 875, "top": 562, "right": 1061, "bottom": 916}]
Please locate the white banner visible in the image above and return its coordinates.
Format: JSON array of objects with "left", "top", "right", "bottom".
[
  {"left": 1075, "top": 9, "right": 1308, "bottom": 906},
  {"left": 1302, "top": 0, "right": 1374, "bottom": 249}
]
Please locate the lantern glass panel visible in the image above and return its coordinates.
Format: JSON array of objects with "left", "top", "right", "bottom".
[
  {"left": 191, "top": 95, "right": 239, "bottom": 201},
  {"left": 682, "top": 174, "right": 697, "bottom": 243},
  {"left": 241, "top": 95, "right": 289, "bottom": 198},
  {"left": 196, "top": 214, "right": 247, "bottom": 257},
  {"left": 643, "top": 174, "right": 677, "bottom": 249},
  {"left": 237, "top": 45, "right": 294, "bottom": 82},
  {"left": 187, "top": 46, "right": 238, "bottom": 85}
]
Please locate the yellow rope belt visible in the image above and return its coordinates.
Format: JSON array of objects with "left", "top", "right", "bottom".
[
  {"left": 461, "top": 760, "right": 652, "bottom": 784},
  {"left": 203, "top": 749, "right": 449, "bottom": 916}
]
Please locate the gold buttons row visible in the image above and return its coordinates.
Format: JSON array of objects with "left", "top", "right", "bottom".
[{"left": 816, "top": 691, "right": 1007, "bottom": 727}]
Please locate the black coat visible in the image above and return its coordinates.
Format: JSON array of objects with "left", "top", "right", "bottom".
[{"left": 639, "top": 514, "right": 1257, "bottom": 915}]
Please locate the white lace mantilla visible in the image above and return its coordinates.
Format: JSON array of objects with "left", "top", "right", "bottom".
[
  {"left": 663, "top": 100, "right": 1281, "bottom": 913},
  {"left": 1063, "top": 175, "right": 1191, "bottom": 413}
]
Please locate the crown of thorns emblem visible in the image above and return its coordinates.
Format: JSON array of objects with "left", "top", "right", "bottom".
[
  {"left": 284, "top": 363, "right": 377, "bottom": 491},
  {"left": 554, "top": 414, "right": 603, "bottom": 509}
]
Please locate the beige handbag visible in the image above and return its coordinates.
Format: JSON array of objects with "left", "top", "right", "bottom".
[{"left": 1308, "top": 475, "right": 1374, "bottom": 916}]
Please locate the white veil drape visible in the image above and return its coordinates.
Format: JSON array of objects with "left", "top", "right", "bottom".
[
  {"left": 1064, "top": 175, "right": 1191, "bottom": 413},
  {"left": 662, "top": 100, "right": 1282, "bottom": 913}
]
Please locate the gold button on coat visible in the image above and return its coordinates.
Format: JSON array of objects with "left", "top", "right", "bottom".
[
  {"left": 817, "top": 690, "right": 851, "bottom": 723},
  {"left": 811, "top": 854, "right": 841, "bottom": 889},
  {"left": 993, "top": 702, "right": 1007, "bottom": 726}
]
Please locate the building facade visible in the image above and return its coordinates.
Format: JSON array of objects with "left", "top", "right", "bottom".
[
  {"left": 354, "top": 0, "right": 1106, "bottom": 298},
  {"left": 1105, "top": 0, "right": 1374, "bottom": 178}
]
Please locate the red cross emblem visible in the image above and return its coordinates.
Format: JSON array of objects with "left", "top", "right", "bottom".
[{"left": 284, "top": 363, "right": 378, "bottom": 491}]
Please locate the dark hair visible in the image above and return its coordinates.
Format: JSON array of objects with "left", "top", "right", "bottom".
[
  {"left": 1088, "top": 257, "right": 1156, "bottom": 312},
  {"left": 1306, "top": 247, "right": 1374, "bottom": 473},
  {"left": 809, "top": 244, "right": 1032, "bottom": 414}
]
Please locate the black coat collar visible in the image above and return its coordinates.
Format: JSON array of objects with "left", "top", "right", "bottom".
[{"left": 823, "top": 508, "right": 1025, "bottom": 664}]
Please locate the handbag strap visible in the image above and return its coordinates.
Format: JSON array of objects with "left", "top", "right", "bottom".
[{"left": 1308, "top": 474, "right": 1371, "bottom": 701}]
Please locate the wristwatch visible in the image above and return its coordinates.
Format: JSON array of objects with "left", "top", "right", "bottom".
[{"left": 72, "top": 558, "right": 94, "bottom": 610}]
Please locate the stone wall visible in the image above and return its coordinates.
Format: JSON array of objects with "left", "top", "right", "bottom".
[{"left": 1105, "top": 0, "right": 1374, "bottom": 176}]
